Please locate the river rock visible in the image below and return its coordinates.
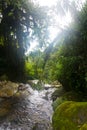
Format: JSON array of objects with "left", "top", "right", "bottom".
[
  {"left": 0, "top": 81, "right": 18, "bottom": 98},
  {"left": 18, "top": 83, "right": 28, "bottom": 91}
]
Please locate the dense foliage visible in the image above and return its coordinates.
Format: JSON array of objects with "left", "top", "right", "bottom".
[
  {"left": 43, "top": 1, "right": 87, "bottom": 93},
  {"left": 0, "top": 0, "right": 49, "bottom": 80},
  {"left": 25, "top": 50, "right": 44, "bottom": 80}
]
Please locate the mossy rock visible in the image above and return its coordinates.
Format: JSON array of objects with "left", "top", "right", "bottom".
[
  {"left": 80, "top": 123, "right": 87, "bottom": 130},
  {"left": 52, "top": 101, "right": 87, "bottom": 130},
  {"left": 52, "top": 97, "right": 66, "bottom": 111},
  {"left": 52, "top": 91, "right": 86, "bottom": 111},
  {"left": 52, "top": 90, "right": 86, "bottom": 102},
  {"left": 0, "top": 81, "right": 18, "bottom": 98}
]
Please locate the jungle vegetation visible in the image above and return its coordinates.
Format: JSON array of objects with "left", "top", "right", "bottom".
[{"left": 0, "top": 0, "right": 87, "bottom": 93}]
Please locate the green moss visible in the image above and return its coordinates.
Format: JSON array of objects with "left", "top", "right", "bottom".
[
  {"left": 52, "top": 91, "right": 87, "bottom": 111},
  {"left": 52, "top": 97, "right": 66, "bottom": 111},
  {"left": 80, "top": 123, "right": 87, "bottom": 130},
  {"left": 52, "top": 101, "right": 87, "bottom": 130}
]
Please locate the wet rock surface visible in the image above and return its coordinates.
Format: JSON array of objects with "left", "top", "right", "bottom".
[
  {"left": 0, "top": 83, "right": 56, "bottom": 130},
  {"left": 0, "top": 81, "right": 18, "bottom": 98}
]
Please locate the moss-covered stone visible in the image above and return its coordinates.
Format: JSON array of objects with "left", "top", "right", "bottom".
[
  {"left": 80, "top": 123, "right": 87, "bottom": 130},
  {"left": 52, "top": 91, "right": 86, "bottom": 111},
  {"left": 52, "top": 97, "right": 66, "bottom": 111},
  {"left": 52, "top": 101, "right": 87, "bottom": 130},
  {"left": 0, "top": 81, "right": 18, "bottom": 97}
]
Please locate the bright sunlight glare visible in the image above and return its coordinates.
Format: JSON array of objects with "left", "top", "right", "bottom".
[
  {"left": 25, "top": 40, "right": 38, "bottom": 55},
  {"left": 26, "top": 0, "right": 73, "bottom": 54},
  {"left": 36, "top": 0, "right": 57, "bottom": 7},
  {"left": 26, "top": 0, "right": 86, "bottom": 54}
]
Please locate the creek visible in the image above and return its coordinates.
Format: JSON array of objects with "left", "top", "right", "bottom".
[{"left": 0, "top": 83, "right": 56, "bottom": 130}]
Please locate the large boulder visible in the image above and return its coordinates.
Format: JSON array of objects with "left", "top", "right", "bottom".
[
  {"left": 52, "top": 101, "right": 87, "bottom": 130},
  {"left": 52, "top": 91, "right": 86, "bottom": 111},
  {"left": 80, "top": 123, "right": 87, "bottom": 130},
  {"left": 0, "top": 81, "right": 18, "bottom": 98}
]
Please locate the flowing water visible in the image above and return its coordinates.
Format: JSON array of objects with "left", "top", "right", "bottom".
[{"left": 0, "top": 84, "right": 56, "bottom": 130}]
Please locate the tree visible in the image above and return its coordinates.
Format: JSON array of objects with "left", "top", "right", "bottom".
[
  {"left": 0, "top": 0, "right": 49, "bottom": 80},
  {"left": 43, "top": 0, "right": 87, "bottom": 93},
  {"left": 56, "top": 1, "right": 87, "bottom": 92}
]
